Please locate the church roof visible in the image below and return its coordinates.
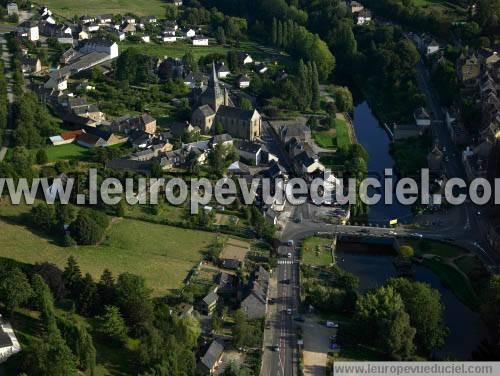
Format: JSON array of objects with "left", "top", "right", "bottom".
[
  {"left": 200, "top": 62, "right": 223, "bottom": 104},
  {"left": 217, "top": 105, "right": 258, "bottom": 121}
]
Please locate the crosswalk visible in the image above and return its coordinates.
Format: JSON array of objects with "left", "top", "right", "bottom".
[{"left": 277, "top": 259, "right": 296, "bottom": 265}]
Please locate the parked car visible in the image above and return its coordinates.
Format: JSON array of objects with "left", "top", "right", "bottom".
[
  {"left": 287, "top": 252, "right": 292, "bottom": 258},
  {"left": 272, "top": 344, "right": 280, "bottom": 352},
  {"left": 287, "top": 308, "right": 292, "bottom": 315},
  {"left": 326, "top": 321, "right": 339, "bottom": 328}
]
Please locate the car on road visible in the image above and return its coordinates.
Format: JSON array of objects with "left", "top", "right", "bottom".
[
  {"left": 388, "top": 230, "right": 397, "bottom": 235},
  {"left": 268, "top": 298, "right": 274, "bottom": 305},
  {"left": 287, "top": 240, "right": 294, "bottom": 247},
  {"left": 286, "top": 308, "right": 292, "bottom": 315},
  {"left": 287, "top": 252, "right": 292, "bottom": 258},
  {"left": 294, "top": 315, "right": 305, "bottom": 322},
  {"left": 272, "top": 344, "right": 280, "bottom": 352},
  {"left": 326, "top": 321, "right": 339, "bottom": 328},
  {"left": 411, "top": 233, "right": 423, "bottom": 238}
]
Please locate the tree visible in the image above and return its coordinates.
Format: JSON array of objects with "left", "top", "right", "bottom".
[
  {"left": 215, "top": 26, "right": 226, "bottom": 44},
  {"left": 115, "top": 273, "right": 153, "bottom": 331},
  {"left": 30, "top": 203, "right": 58, "bottom": 234},
  {"left": 354, "top": 286, "right": 416, "bottom": 359},
  {"left": 399, "top": 245, "right": 414, "bottom": 258},
  {"left": 387, "top": 278, "right": 449, "bottom": 354},
  {"left": 36, "top": 148, "right": 48, "bottom": 164},
  {"left": 70, "top": 209, "right": 109, "bottom": 245},
  {"left": 334, "top": 86, "right": 354, "bottom": 113},
  {"left": 31, "top": 274, "right": 57, "bottom": 333},
  {"left": 182, "top": 51, "right": 197, "bottom": 73},
  {"left": 63, "top": 256, "right": 82, "bottom": 298},
  {"left": 0, "top": 268, "right": 33, "bottom": 314},
  {"left": 232, "top": 310, "right": 260, "bottom": 349},
  {"left": 77, "top": 273, "right": 98, "bottom": 316},
  {"left": 311, "top": 62, "right": 320, "bottom": 111},
  {"left": 97, "top": 305, "right": 128, "bottom": 343},
  {"left": 33, "top": 262, "right": 66, "bottom": 300},
  {"left": 151, "top": 160, "right": 163, "bottom": 178},
  {"left": 26, "top": 332, "right": 78, "bottom": 376}
]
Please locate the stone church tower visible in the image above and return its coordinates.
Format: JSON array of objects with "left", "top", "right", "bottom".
[{"left": 199, "top": 62, "right": 231, "bottom": 111}]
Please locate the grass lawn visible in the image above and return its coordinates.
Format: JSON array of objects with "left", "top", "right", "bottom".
[
  {"left": 422, "top": 257, "right": 481, "bottom": 310},
  {"left": 42, "top": 0, "right": 168, "bottom": 17},
  {"left": 124, "top": 201, "right": 186, "bottom": 224},
  {"left": 119, "top": 40, "right": 230, "bottom": 60},
  {"left": 454, "top": 254, "right": 484, "bottom": 276},
  {"left": 405, "top": 239, "right": 467, "bottom": 258},
  {"left": 312, "top": 117, "right": 350, "bottom": 150},
  {"left": 45, "top": 143, "right": 90, "bottom": 162},
  {"left": 301, "top": 236, "right": 333, "bottom": 266},
  {"left": 0, "top": 213, "right": 217, "bottom": 295}
]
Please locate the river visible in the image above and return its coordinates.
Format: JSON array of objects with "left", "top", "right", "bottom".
[
  {"left": 352, "top": 101, "right": 413, "bottom": 224},
  {"left": 345, "top": 101, "right": 488, "bottom": 359}
]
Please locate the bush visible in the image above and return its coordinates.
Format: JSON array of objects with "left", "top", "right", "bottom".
[
  {"left": 400, "top": 245, "right": 415, "bottom": 258},
  {"left": 70, "top": 209, "right": 109, "bottom": 245}
]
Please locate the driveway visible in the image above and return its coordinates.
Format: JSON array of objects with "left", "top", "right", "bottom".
[{"left": 301, "top": 317, "right": 337, "bottom": 376}]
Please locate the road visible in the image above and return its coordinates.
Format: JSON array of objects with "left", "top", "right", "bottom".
[{"left": 415, "top": 58, "right": 498, "bottom": 265}]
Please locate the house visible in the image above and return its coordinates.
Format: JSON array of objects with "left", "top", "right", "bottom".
[
  {"left": 426, "top": 40, "right": 440, "bottom": 55},
  {"left": 198, "top": 340, "right": 224, "bottom": 375},
  {"left": 184, "top": 28, "right": 196, "bottom": 38},
  {"left": 177, "top": 303, "right": 193, "bottom": 318},
  {"left": 97, "top": 14, "right": 113, "bottom": 24},
  {"left": 78, "top": 30, "right": 89, "bottom": 40},
  {"left": 227, "top": 160, "right": 251, "bottom": 177},
  {"left": 83, "top": 23, "right": 100, "bottom": 33},
  {"left": 144, "top": 15, "right": 157, "bottom": 24},
  {"left": 141, "top": 35, "right": 150, "bottom": 43},
  {"left": 260, "top": 162, "right": 288, "bottom": 181},
  {"left": 41, "top": 13, "right": 56, "bottom": 24},
  {"left": 236, "top": 141, "right": 262, "bottom": 165},
  {"left": 255, "top": 63, "right": 267, "bottom": 74},
  {"left": 349, "top": 1, "right": 364, "bottom": 13},
  {"left": 22, "top": 56, "right": 42, "bottom": 73},
  {"left": 239, "top": 52, "right": 253, "bottom": 65},
  {"left": 210, "top": 133, "right": 233, "bottom": 148},
  {"left": 240, "top": 266, "right": 270, "bottom": 319},
  {"left": 79, "top": 15, "right": 95, "bottom": 24},
  {"left": 215, "top": 272, "right": 236, "bottom": 296},
  {"left": 457, "top": 53, "right": 481, "bottom": 87},
  {"left": 198, "top": 291, "right": 219, "bottom": 315},
  {"left": 157, "top": 57, "right": 184, "bottom": 79},
  {"left": 0, "top": 316, "right": 20, "bottom": 362},
  {"left": 356, "top": 9, "right": 372, "bottom": 25},
  {"left": 264, "top": 207, "right": 279, "bottom": 225},
  {"left": 79, "top": 38, "right": 119, "bottom": 59},
  {"left": 16, "top": 21, "right": 39, "bottom": 41},
  {"left": 123, "top": 16, "right": 136, "bottom": 24},
  {"left": 106, "top": 158, "right": 153, "bottom": 174},
  {"left": 7, "top": 2, "right": 18, "bottom": 16},
  {"left": 76, "top": 132, "right": 107, "bottom": 148},
  {"left": 393, "top": 123, "right": 422, "bottom": 140},
  {"left": 184, "top": 71, "right": 207, "bottom": 88},
  {"left": 192, "top": 35, "right": 209, "bottom": 46},
  {"left": 216, "top": 63, "right": 230, "bottom": 79},
  {"left": 39, "top": 7, "right": 52, "bottom": 17},
  {"left": 170, "top": 0, "right": 183, "bottom": 5},
  {"left": 66, "top": 96, "right": 105, "bottom": 122},
  {"left": 427, "top": 144, "right": 443, "bottom": 174},
  {"left": 121, "top": 21, "right": 136, "bottom": 34},
  {"left": 280, "top": 124, "right": 311, "bottom": 144},
  {"left": 44, "top": 74, "right": 68, "bottom": 91},
  {"left": 112, "top": 113, "right": 156, "bottom": 134},
  {"left": 414, "top": 107, "right": 431, "bottom": 128},
  {"left": 236, "top": 74, "right": 250, "bottom": 88},
  {"left": 159, "top": 34, "right": 177, "bottom": 43}
]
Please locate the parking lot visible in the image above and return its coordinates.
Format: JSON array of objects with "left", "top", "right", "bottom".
[{"left": 301, "top": 317, "right": 338, "bottom": 376}]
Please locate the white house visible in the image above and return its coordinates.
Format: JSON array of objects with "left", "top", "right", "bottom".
[
  {"left": 80, "top": 39, "right": 119, "bottom": 59},
  {"left": 0, "top": 316, "right": 21, "bottom": 363},
  {"left": 44, "top": 75, "right": 68, "bottom": 91},
  {"left": 237, "top": 74, "right": 251, "bottom": 88},
  {"left": 40, "top": 6, "right": 52, "bottom": 17},
  {"left": 97, "top": 14, "right": 113, "bottom": 24},
  {"left": 184, "top": 28, "right": 196, "bottom": 38},
  {"left": 426, "top": 40, "right": 440, "bottom": 55},
  {"left": 159, "top": 35, "right": 177, "bottom": 43},
  {"left": 414, "top": 107, "right": 431, "bottom": 128},
  {"left": 7, "top": 2, "right": 18, "bottom": 16},
  {"left": 163, "top": 27, "right": 176, "bottom": 36},
  {"left": 192, "top": 35, "right": 208, "bottom": 46},
  {"left": 84, "top": 23, "right": 100, "bottom": 33},
  {"left": 41, "top": 13, "right": 56, "bottom": 24},
  {"left": 217, "top": 63, "right": 230, "bottom": 79},
  {"left": 255, "top": 63, "right": 267, "bottom": 74},
  {"left": 239, "top": 53, "right": 253, "bottom": 65},
  {"left": 78, "top": 30, "right": 89, "bottom": 40},
  {"left": 357, "top": 9, "right": 372, "bottom": 25},
  {"left": 17, "top": 21, "right": 39, "bottom": 41}
]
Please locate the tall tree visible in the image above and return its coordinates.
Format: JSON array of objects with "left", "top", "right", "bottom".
[{"left": 0, "top": 267, "right": 33, "bottom": 314}]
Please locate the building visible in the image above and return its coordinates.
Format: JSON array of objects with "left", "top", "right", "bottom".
[
  {"left": 16, "top": 21, "right": 39, "bottom": 41},
  {"left": 236, "top": 74, "right": 250, "bottom": 89},
  {"left": 414, "top": 107, "right": 431, "bottom": 128},
  {"left": 22, "top": 56, "right": 42, "bottom": 73},
  {"left": 191, "top": 63, "right": 262, "bottom": 140},
  {"left": 198, "top": 291, "right": 219, "bottom": 315},
  {"left": 198, "top": 340, "right": 224, "bottom": 375},
  {"left": 80, "top": 38, "right": 119, "bottom": 59},
  {"left": 427, "top": 144, "right": 443, "bottom": 174},
  {"left": 240, "top": 266, "right": 269, "bottom": 319},
  {"left": 255, "top": 63, "right": 267, "bottom": 74},
  {"left": 426, "top": 40, "right": 440, "bottom": 55},
  {"left": 393, "top": 123, "right": 422, "bottom": 140},
  {"left": 0, "top": 316, "right": 20, "bottom": 362},
  {"left": 44, "top": 73, "right": 68, "bottom": 91},
  {"left": 216, "top": 62, "right": 230, "bottom": 78},
  {"left": 184, "top": 28, "right": 196, "bottom": 38},
  {"left": 239, "top": 52, "right": 253, "bottom": 65},
  {"left": 76, "top": 132, "right": 107, "bottom": 148},
  {"left": 457, "top": 53, "right": 481, "bottom": 88},
  {"left": 236, "top": 141, "right": 262, "bottom": 165},
  {"left": 192, "top": 35, "right": 209, "bottom": 46},
  {"left": 7, "top": 2, "right": 18, "bottom": 16},
  {"left": 357, "top": 9, "right": 372, "bottom": 25},
  {"left": 112, "top": 113, "right": 157, "bottom": 134},
  {"left": 349, "top": 1, "right": 364, "bottom": 13}
]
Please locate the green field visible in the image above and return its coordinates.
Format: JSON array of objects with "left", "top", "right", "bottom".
[
  {"left": 0, "top": 212, "right": 217, "bottom": 295},
  {"left": 405, "top": 239, "right": 467, "bottom": 259},
  {"left": 312, "top": 118, "right": 350, "bottom": 150},
  {"left": 45, "top": 143, "right": 90, "bottom": 162},
  {"left": 301, "top": 236, "right": 333, "bottom": 266},
  {"left": 119, "top": 39, "right": 275, "bottom": 61},
  {"left": 41, "top": 0, "right": 168, "bottom": 17}
]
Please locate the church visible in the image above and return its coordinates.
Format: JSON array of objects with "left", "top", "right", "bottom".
[{"left": 191, "top": 63, "right": 262, "bottom": 141}]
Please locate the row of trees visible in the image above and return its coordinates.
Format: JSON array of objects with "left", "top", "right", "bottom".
[{"left": 341, "top": 278, "right": 449, "bottom": 359}]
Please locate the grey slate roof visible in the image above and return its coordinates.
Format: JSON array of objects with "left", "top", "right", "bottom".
[
  {"left": 200, "top": 340, "right": 224, "bottom": 370},
  {"left": 217, "top": 105, "right": 256, "bottom": 121},
  {"left": 196, "top": 104, "right": 215, "bottom": 117}
]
